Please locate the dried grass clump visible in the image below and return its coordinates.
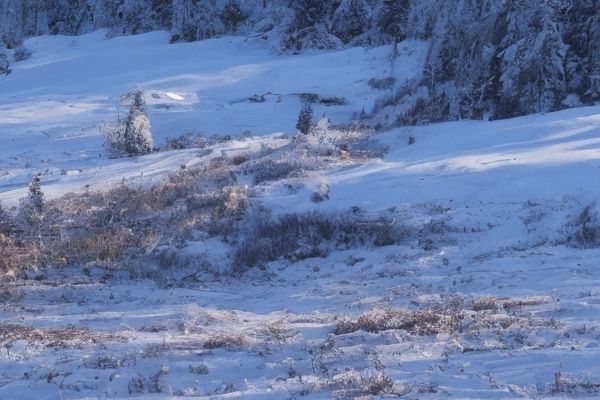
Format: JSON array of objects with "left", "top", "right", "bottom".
[
  {"left": 335, "top": 296, "right": 556, "bottom": 336},
  {"left": 0, "top": 324, "right": 125, "bottom": 348},
  {"left": 335, "top": 307, "right": 461, "bottom": 336},
  {"left": 202, "top": 333, "right": 249, "bottom": 349},
  {"left": 60, "top": 226, "right": 150, "bottom": 264}
]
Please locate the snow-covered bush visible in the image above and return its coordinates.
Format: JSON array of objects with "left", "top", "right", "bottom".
[
  {"left": 163, "top": 133, "right": 206, "bottom": 150},
  {"left": 566, "top": 203, "right": 600, "bottom": 248},
  {"left": 296, "top": 103, "right": 313, "bottom": 135},
  {"left": 13, "top": 44, "right": 32, "bottom": 61},
  {"left": 106, "top": 90, "right": 154, "bottom": 157},
  {"left": 252, "top": 160, "right": 298, "bottom": 185}
]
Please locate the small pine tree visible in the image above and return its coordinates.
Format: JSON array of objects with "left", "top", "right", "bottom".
[
  {"left": 0, "top": 203, "right": 11, "bottom": 235},
  {"left": 0, "top": 53, "right": 11, "bottom": 76},
  {"left": 106, "top": 90, "right": 154, "bottom": 157},
  {"left": 296, "top": 103, "right": 314, "bottom": 135},
  {"left": 220, "top": 0, "right": 247, "bottom": 32},
  {"left": 19, "top": 175, "right": 44, "bottom": 228}
]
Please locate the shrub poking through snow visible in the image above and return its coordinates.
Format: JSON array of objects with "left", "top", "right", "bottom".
[
  {"left": 106, "top": 90, "right": 154, "bottom": 157},
  {"left": 567, "top": 203, "right": 600, "bottom": 247},
  {"left": 163, "top": 132, "right": 206, "bottom": 150},
  {"left": 311, "top": 183, "right": 330, "bottom": 203},
  {"left": 14, "top": 45, "right": 32, "bottom": 61},
  {"left": 296, "top": 103, "right": 314, "bottom": 135}
]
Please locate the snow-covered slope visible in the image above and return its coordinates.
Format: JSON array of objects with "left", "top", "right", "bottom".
[
  {"left": 265, "top": 106, "right": 600, "bottom": 213},
  {"left": 2, "top": 32, "right": 600, "bottom": 399},
  {"left": 0, "top": 30, "right": 425, "bottom": 205}
]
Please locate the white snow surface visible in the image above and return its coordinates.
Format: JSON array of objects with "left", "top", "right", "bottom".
[{"left": 1, "top": 31, "right": 600, "bottom": 399}]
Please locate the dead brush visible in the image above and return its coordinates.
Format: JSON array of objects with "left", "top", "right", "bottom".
[
  {"left": 202, "top": 333, "right": 249, "bottom": 349},
  {"left": 58, "top": 226, "right": 150, "bottom": 263},
  {"left": 0, "top": 324, "right": 125, "bottom": 349},
  {"left": 550, "top": 371, "right": 600, "bottom": 395},
  {"left": 1, "top": 152, "right": 243, "bottom": 277},
  {"left": 335, "top": 296, "right": 557, "bottom": 336},
  {"left": 335, "top": 307, "right": 462, "bottom": 336},
  {"left": 0, "top": 234, "right": 63, "bottom": 278}
]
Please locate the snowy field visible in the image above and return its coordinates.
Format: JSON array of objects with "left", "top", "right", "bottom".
[{"left": 2, "top": 31, "right": 600, "bottom": 399}]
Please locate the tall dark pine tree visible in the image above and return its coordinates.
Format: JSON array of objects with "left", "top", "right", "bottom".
[
  {"left": 492, "top": 1, "right": 566, "bottom": 118},
  {"left": 585, "top": 4, "right": 600, "bottom": 102}
]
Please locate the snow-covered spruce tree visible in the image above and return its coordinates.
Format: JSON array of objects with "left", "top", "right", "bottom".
[
  {"left": 220, "top": 0, "right": 247, "bottom": 32},
  {"left": 280, "top": 0, "right": 341, "bottom": 53},
  {"left": 378, "top": 0, "right": 410, "bottom": 42},
  {"left": 45, "top": 0, "right": 93, "bottom": 35},
  {"left": 491, "top": 1, "right": 566, "bottom": 119},
  {"left": 106, "top": 90, "right": 154, "bottom": 157},
  {"left": 382, "top": 0, "right": 571, "bottom": 124},
  {"left": 558, "top": 1, "right": 593, "bottom": 104},
  {"left": 119, "top": 0, "right": 159, "bottom": 35},
  {"left": 296, "top": 103, "right": 314, "bottom": 135},
  {"left": 171, "top": 0, "right": 219, "bottom": 42},
  {"left": 586, "top": 21, "right": 600, "bottom": 102},
  {"left": 19, "top": 175, "right": 44, "bottom": 228},
  {"left": 330, "top": 0, "right": 371, "bottom": 44}
]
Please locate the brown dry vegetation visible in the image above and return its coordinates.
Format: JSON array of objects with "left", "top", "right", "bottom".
[
  {"left": 0, "top": 324, "right": 125, "bottom": 348},
  {"left": 335, "top": 296, "right": 557, "bottom": 336},
  {"left": 0, "top": 129, "right": 391, "bottom": 279}
]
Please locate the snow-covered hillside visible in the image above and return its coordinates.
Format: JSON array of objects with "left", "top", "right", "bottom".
[
  {"left": 2, "top": 31, "right": 600, "bottom": 399},
  {"left": 0, "top": 30, "right": 424, "bottom": 205}
]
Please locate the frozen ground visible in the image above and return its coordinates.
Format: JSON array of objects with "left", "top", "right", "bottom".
[{"left": 2, "top": 31, "right": 600, "bottom": 399}]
